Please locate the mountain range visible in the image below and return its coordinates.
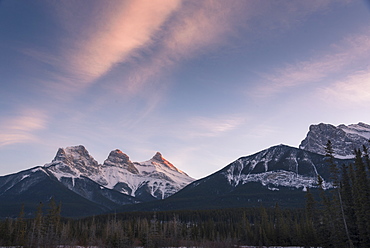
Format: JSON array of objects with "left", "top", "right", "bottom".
[
  {"left": 0, "top": 122, "right": 369, "bottom": 218},
  {"left": 0, "top": 146, "right": 194, "bottom": 217},
  {"left": 46, "top": 146, "right": 194, "bottom": 201}
]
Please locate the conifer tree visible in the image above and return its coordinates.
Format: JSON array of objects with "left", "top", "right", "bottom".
[
  {"left": 304, "top": 187, "right": 318, "bottom": 246},
  {"left": 352, "top": 149, "right": 370, "bottom": 246},
  {"left": 341, "top": 163, "right": 358, "bottom": 247},
  {"left": 317, "top": 174, "right": 334, "bottom": 247},
  {"left": 1, "top": 218, "right": 14, "bottom": 246},
  {"left": 325, "top": 140, "right": 339, "bottom": 186},
  {"left": 239, "top": 211, "right": 252, "bottom": 244},
  {"left": 325, "top": 140, "right": 351, "bottom": 247},
  {"left": 257, "top": 205, "right": 270, "bottom": 246},
  {"left": 44, "top": 197, "right": 61, "bottom": 246},
  {"left": 34, "top": 202, "right": 44, "bottom": 247},
  {"left": 14, "top": 204, "right": 26, "bottom": 246},
  {"left": 147, "top": 213, "right": 160, "bottom": 248},
  {"left": 363, "top": 142, "right": 370, "bottom": 172},
  {"left": 305, "top": 187, "right": 315, "bottom": 222}
]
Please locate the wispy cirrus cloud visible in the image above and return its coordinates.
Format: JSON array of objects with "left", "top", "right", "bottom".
[
  {"left": 23, "top": 0, "right": 181, "bottom": 94},
  {"left": 61, "top": 0, "right": 181, "bottom": 85},
  {"left": 253, "top": 0, "right": 345, "bottom": 30},
  {"left": 162, "top": 0, "right": 247, "bottom": 59},
  {"left": 98, "top": 0, "right": 252, "bottom": 118},
  {"left": 113, "top": 0, "right": 351, "bottom": 96},
  {"left": 0, "top": 109, "right": 48, "bottom": 147},
  {"left": 321, "top": 68, "right": 370, "bottom": 104},
  {"left": 107, "top": 0, "right": 251, "bottom": 99},
  {"left": 185, "top": 115, "right": 245, "bottom": 138},
  {"left": 102, "top": 0, "right": 355, "bottom": 123},
  {"left": 254, "top": 31, "right": 370, "bottom": 97},
  {"left": 18, "top": 0, "right": 357, "bottom": 114}
]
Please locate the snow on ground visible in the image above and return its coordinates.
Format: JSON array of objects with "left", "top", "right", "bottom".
[{"left": 1, "top": 245, "right": 321, "bottom": 248}]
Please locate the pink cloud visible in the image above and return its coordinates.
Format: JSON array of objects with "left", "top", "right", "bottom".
[
  {"left": 186, "top": 115, "right": 245, "bottom": 138},
  {"left": 109, "top": 1, "right": 250, "bottom": 94},
  {"left": 162, "top": 1, "right": 248, "bottom": 59},
  {"left": 254, "top": 31, "right": 370, "bottom": 97},
  {"left": 64, "top": 0, "right": 181, "bottom": 84},
  {"left": 97, "top": 0, "right": 251, "bottom": 117},
  {"left": 0, "top": 109, "right": 48, "bottom": 147},
  {"left": 20, "top": 0, "right": 355, "bottom": 108},
  {"left": 321, "top": 69, "right": 370, "bottom": 104},
  {"left": 24, "top": 0, "right": 181, "bottom": 93},
  {"left": 115, "top": 0, "right": 350, "bottom": 98}
]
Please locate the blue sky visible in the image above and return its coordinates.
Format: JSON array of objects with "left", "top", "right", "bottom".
[{"left": 1, "top": 0, "right": 370, "bottom": 179}]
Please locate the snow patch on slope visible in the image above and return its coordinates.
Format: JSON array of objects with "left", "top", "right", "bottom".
[
  {"left": 223, "top": 145, "right": 334, "bottom": 191},
  {"left": 225, "top": 170, "right": 332, "bottom": 190}
]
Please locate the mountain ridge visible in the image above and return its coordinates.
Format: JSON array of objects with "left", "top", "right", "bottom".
[
  {"left": 45, "top": 145, "right": 195, "bottom": 200},
  {"left": 0, "top": 145, "right": 194, "bottom": 217}
]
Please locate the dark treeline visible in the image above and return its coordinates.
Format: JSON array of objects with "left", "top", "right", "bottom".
[
  {"left": 0, "top": 141, "right": 369, "bottom": 248},
  {"left": 0, "top": 203, "right": 316, "bottom": 247},
  {"left": 306, "top": 141, "right": 370, "bottom": 248}
]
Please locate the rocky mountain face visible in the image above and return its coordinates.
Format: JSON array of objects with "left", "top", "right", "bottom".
[
  {"left": 0, "top": 146, "right": 194, "bottom": 217},
  {"left": 299, "top": 122, "right": 370, "bottom": 158}
]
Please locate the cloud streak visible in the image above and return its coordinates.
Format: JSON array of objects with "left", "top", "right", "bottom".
[
  {"left": 12, "top": 0, "right": 363, "bottom": 132},
  {"left": 21, "top": 0, "right": 345, "bottom": 104},
  {"left": 101, "top": 0, "right": 354, "bottom": 125},
  {"left": 162, "top": 1, "right": 247, "bottom": 60},
  {"left": 0, "top": 110, "right": 48, "bottom": 147},
  {"left": 254, "top": 31, "right": 370, "bottom": 97},
  {"left": 185, "top": 115, "right": 245, "bottom": 138},
  {"left": 112, "top": 0, "right": 350, "bottom": 98},
  {"left": 24, "top": 0, "right": 181, "bottom": 94},
  {"left": 321, "top": 68, "right": 370, "bottom": 104},
  {"left": 64, "top": 0, "right": 181, "bottom": 84},
  {"left": 97, "top": 0, "right": 252, "bottom": 119},
  {"left": 107, "top": 0, "right": 251, "bottom": 98}
]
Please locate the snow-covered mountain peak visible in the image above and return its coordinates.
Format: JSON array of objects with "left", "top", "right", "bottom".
[
  {"left": 52, "top": 145, "right": 98, "bottom": 165},
  {"left": 149, "top": 152, "right": 188, "bottom": 176},
  {"left": 103, "top": 149, "right": 139, "bottom": 174},
  {"left": 46, "top": 145, "right": 100, "bottom": 179},
  {"left": 152, "top": 152, "right": 165, "bottom": 161}
]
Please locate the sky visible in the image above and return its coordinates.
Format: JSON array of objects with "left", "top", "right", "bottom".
[{"left": 1, "top": 0, "right": 370, "bottom": 179}]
